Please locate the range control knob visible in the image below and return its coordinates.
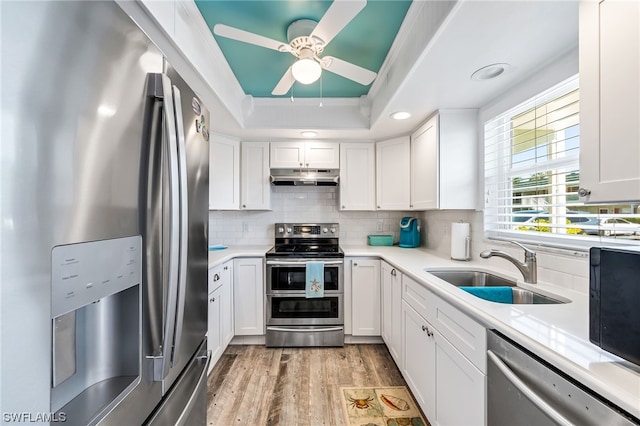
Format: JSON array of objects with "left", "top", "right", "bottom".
[
  {"left": 277, "top": 226, "right": 284, "bottom": 234},
  {"left": 286, "top": 227, "right": 292, "bottom": 234},
  {"left": 330, "top": 227, "right": 336, "bottom": 234},
  {"left": 323, "top": 227, "right": 329, "bottom": 234}
]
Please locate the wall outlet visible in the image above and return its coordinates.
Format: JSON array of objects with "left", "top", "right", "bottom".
[
  {"left": 376, "top": 221, "right": 384, "bottom": 232},
  {"left": 242, "top": 222, "right": 249, "bottom": 232}
]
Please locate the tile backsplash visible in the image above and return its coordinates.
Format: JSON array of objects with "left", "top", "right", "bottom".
[
  {"left": 208, "top": 186, "right": 413, "bottom": 246},
  {"left": 209, "top": 187, "right": 589, "bottom": 293}
]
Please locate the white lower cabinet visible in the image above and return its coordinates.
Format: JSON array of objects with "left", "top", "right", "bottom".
[
  {"left": 233, "top": 258, "right": 264, "bottom": 336},
  {"left": 402, "top": 274, "right": 486, "bottom": 426},
  {"left": 351, "top": 259, "right": 381, "bottom": 336},
  {"left": 208, "top": 260, "right": 233, "bottom": 373},
  {"left": 381, "top": 261, "right": 402, "bottom": 367}
]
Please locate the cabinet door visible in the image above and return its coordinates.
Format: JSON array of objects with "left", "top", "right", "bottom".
[
  {"left": 305, "top": 142, "right": 340, "bottom": 168},
  {"left": 351, "top": 259, "right": 381, "bottom": 336},
  {"left": 579, "top": 0, "right": 640, "bottom": 203},
  {"left": 402, "top": 301, "right": 436, "bottom": 417},
  {"left": 340, "top": 143, "right": 376, "bottom": 210},
  {"left": 434, "top": 330, "right": 485, "bottom": 426},
  {"left": 376, "top": 136, "right": 411, "bottom": 210},
  {"left": 270, "top": 142, "right": 305, "bottom": 168},
  {"left": 209, "top": 136, "right": 240, "bottom": 210},
  {"left": 381, "top": 262, "right": 402, "bottom": 366},
  {"left": 411, "top": 115, "right": 438, "bottom": 210},
  {"left": 241, "top": 142, "right": 271, "bottom": 210},
  {"left": 220, "top": 262, "right": 234, "bottom": 346},
  {"left": 207, "top": 286, "right": 222, "bottom": 372},
  {"left": 233, "top": 258, "right": 264, "bottom": 335}
]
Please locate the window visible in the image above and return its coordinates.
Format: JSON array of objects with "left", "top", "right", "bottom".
[{"left": 484, "top": 75, "right": 640, "bottom": 247}]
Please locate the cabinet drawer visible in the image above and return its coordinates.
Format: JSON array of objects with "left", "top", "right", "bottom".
[
  {"left": 402, "top": 275, "right": 435, "bottom": 322},
  {"left": 433, "top": 297, "right": 486, "bottom": 373},
  {"left": 208, "top": 265, "right": 224, "bottom": 294}
]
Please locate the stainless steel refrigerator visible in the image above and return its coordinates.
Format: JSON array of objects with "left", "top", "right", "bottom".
[{"left": 1, "top": 1, "right": 211, "bottom": 424}]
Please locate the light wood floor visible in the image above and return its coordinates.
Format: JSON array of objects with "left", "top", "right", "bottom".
[{"left": 206, "top": 344, "right": 422, "bottom": 426}]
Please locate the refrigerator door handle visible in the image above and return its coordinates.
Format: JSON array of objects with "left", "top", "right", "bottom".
[
  {"left": 170, "top": 84, "right": 189, "bottom": 368},
  {"left": 151, "top": 74, "right": 182, "bottom": 382}
]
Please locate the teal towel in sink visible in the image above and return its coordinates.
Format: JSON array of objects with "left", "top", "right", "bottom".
[{"left": 460, "top": 286, "right": 513, "bottom": 304}]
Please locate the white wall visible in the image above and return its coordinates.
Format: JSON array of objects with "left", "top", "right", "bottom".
[{"left": 209, "top": 186, "right": 413, "bottom": 246}]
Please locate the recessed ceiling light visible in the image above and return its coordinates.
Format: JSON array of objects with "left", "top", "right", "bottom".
[
  {"left": 390, "top": 111, "right": 411, "bottom": 120},
  {"left": 301, "top": 131, "right": 318, "bottom": 137},
  {"left": 470, "top": 63, "right": 510, "bottom": 81}
]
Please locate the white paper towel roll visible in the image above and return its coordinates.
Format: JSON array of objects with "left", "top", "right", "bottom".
[{"left": 451, "top": 222, "right": 471, "bottom": 260}]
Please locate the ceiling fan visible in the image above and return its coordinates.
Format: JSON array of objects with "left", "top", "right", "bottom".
[{"left": 213, "top": 0, "right": 377, "bottom": 96}]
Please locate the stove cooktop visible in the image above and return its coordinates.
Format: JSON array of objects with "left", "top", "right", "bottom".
[{"left": 265, "top": 243, "right": 344, "bottom": 258}]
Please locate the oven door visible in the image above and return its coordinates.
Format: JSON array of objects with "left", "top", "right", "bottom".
[
  {"left": 266, "top": 294, "right": 343, "bottom": 326},
  {"left": 266, "top": 259, "right": 343, "bottom": 293}
]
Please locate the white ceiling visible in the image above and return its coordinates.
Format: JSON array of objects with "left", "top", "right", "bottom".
[{"left": 206, "top": 0, "right": 579, "bottom": 141}]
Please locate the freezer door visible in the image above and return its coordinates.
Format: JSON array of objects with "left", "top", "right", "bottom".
[{"left": 146, "top": 341, "right": 211, "bottom": 426}]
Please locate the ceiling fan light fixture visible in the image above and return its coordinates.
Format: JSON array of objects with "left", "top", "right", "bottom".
[{"left": 292, "top": 58, "right": 322, "bottom": 84}]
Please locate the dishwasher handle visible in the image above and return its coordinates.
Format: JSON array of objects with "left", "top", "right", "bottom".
[{"left": 487, "top": 350, "right": 573, "bottom": 426}]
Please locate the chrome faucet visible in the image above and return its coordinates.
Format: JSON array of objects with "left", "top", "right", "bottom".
[{"left": 479, "top": 241, "right": 537, "bottom": 284}]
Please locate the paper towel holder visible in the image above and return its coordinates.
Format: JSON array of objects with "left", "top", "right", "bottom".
[{"left": 451, "top": 221, "right": 471, "bottom": 261}]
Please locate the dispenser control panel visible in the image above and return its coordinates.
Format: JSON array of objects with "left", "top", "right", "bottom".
[{"left": 51, "top": 236, "right": 142, "bottom": 318}]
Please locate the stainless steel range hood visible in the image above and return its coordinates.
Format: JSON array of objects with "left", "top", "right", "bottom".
[{"left": 270, "top": 169, "right": 339, "bottom": 186}]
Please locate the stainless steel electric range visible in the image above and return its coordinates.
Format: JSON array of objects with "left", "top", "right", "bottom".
[{"left": 265, "top": 223, "right": 344, "bottom": 347}]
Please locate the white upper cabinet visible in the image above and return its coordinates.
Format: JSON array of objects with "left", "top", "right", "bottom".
[
  {"left": 209, "top": 135, "right": 240, "bottom": 210},
  {"left": 411, "top": 110, "right": 477, "bottom": 210},
  {"left": 240, "top": 142, "right": 271, "bottom": 210},
  {"left": 410, "top": 118, "right": 438, "bottom": 210},
  {"left": 210, "top": 139, "right": 270, "bottom": 210},
  {"left": 340, "top": 143, "right": 376, "bottom": 210},
  {"left": 376, "top": 136, "right": 411, "bottom": 210},
  {"left": 579, "top": 0, "right": 640, "bottom": 203},
  {"left": 270, "top": 142, "right": 339, "bottom": 169}
]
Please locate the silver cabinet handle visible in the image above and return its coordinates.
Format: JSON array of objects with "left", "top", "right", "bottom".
[
  {"left": 209, "top": 297, "right": 215, "bottom": 302},
  {"left": 487, "top": 350, "right": 573, "bottom": 426},
  {"left": 354, "top": 263, "right": 358, "bottom": 267},
  {"left": 421, "top": 325, "right": 433, "bottom": 337},
  {"left": 213, "top": 273, "right": 220, "bottom": 281},
  {"left": 391, "top": 268, "right": 397, "bottom": 276}
]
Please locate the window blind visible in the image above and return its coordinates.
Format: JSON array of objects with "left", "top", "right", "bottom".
[{"left": 484, "top": 75, "right": 640, "bottom": 246}]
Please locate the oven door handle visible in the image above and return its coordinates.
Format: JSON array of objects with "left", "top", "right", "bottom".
[
  {"left": 266, "top": 260, "right": 344, "bottom": 266},
  {"left": 267, "top": 326, "right": 344, "bottom": 333}
]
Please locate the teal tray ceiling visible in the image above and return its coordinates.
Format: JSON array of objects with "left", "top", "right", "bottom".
[{"left": 195, "top": 0, "right": 412, "bottom": 98}]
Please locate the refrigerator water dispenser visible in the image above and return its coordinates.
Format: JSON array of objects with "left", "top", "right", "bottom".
[{"left": 50, "top": 236, "right": 142, "bottom": 423}]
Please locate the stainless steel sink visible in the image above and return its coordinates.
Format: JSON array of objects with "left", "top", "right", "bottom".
[
  {"left": 428, "top": 270, "right": 517, "bottom": 288},
  {"left": 425, "top": 269, "right": 568, "bottom": 304}
]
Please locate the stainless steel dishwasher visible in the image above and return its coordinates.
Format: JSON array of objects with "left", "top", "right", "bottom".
[{"left": 487, "top": 330, "right": 639, "bottom": 426}]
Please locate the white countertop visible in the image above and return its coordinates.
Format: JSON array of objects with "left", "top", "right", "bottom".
[{"left": 208, "top": 244, "right": 640, "bottom": 419}]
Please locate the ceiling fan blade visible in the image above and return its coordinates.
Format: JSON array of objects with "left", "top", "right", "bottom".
[
  {"left": 272, "top": 67, "right": 295, "bottom": 96},
  {"left": 213, "top": 24, "right": 290, "bottom": 52},
  {"left": 310, "top": 0, "right": 367, "bottom": 46},
  {"left": 322, "top": 56, "right": 377, "bottom": 86}
]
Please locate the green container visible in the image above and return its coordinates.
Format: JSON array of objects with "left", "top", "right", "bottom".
[{"left": 367, "top": 235, "right": 394, "bottom": 246}]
